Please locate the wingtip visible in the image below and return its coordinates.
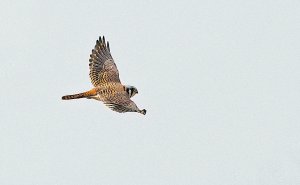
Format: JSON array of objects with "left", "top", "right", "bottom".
[
  {"left": 140, "top": 109, "right": 147, "bottom": 115},
  {"left": 107, "top": 41, "right": 110, "bottom": 51}
]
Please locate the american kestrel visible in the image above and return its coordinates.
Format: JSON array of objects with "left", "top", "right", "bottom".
[{"left": 62, "top": 36, "right": 146, "bottom": 115}]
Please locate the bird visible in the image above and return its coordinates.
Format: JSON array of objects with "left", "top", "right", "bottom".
[{"left": 62, "top": 36, "right": 146, "bottom": 115}]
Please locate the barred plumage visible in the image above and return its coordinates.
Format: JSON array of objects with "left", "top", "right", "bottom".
[{"left": 62, "top": 35, "right": 146, "bottom": 115}]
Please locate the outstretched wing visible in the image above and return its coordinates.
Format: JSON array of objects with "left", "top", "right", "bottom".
[
  {"left": 104, "top": 91, "right": 139, "bottom": 113},
  {"left": 89, "top": 36, "right": 121, "bottom": 87}
]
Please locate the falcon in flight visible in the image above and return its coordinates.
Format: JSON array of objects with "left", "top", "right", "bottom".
[{"left": 62, "top": 36, "right": 146, "bottom": 115}]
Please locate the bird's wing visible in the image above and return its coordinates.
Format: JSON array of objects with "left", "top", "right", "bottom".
[
  {"left": 103, "top": 91, "right": 138, "bottom": 113},
  {"left": 89, "top": 36, "right": 121, "bottom": 87}
]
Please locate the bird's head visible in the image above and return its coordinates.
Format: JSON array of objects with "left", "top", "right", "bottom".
[{"left": 124, "top": 85, "right": 138, "bottom": 98}]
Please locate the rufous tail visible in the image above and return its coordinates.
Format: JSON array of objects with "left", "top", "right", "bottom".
[{"left": 62, "top": 88, "right": 97, "bottom": 100}]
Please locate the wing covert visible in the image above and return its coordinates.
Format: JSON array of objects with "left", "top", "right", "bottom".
[{"left": 103, "top": 91, "right": 139, "bottom": 113}]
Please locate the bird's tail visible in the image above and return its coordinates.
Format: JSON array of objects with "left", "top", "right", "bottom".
[{"left": 62, "top": 88, "right": 97, "bottom": 100}]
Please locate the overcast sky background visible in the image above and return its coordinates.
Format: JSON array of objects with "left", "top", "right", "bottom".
[{"left": 0, "top": 0, "right": 299, "bottom": 184}]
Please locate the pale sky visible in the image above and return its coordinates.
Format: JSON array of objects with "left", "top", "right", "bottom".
[{"left": 0, "top": 0, "right": 299, "bottom": 184}]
